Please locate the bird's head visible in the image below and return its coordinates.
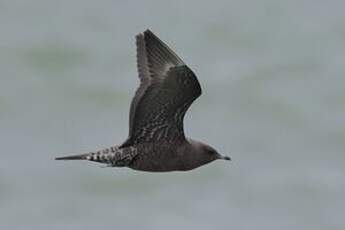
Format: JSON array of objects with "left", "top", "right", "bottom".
[
  {"left": 188, "top": 139, "right": 231, "bottom": 163},
  {"left": 201, "top": 143, "right": 231, "bottom": 161}
]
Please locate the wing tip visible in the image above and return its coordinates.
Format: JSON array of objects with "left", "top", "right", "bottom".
[
  {"left": 135, "top": 29, "right": 152, "bottom": 38},
  {"left": 135, "top": 29, "right": 156, "bottom": 46},
  {"left": 143, "top": 29, "right": 154, "bottom": 37}
]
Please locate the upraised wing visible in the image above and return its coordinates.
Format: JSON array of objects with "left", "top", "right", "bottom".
[{"left": 121, "top": 30, "right": 202, "bottom": 147}]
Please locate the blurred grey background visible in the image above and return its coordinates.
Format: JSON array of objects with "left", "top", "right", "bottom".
[{"left": 1, "top": 0, "right": 344, "bottom": 229}]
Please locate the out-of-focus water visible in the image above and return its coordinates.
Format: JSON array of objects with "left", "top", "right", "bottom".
[{"left": 1, "top": 0, "right": 344, "bottom": 229}]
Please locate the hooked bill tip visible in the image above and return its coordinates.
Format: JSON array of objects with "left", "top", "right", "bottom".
[{"left": 221, "top": 156, "right": 231, "bottom": 161}]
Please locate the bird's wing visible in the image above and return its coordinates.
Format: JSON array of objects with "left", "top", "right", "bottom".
[{"left": 120, "top": 30, "right": 202, "bottom": 148}]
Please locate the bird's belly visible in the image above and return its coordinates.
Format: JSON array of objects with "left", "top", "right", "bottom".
[{"left": 128, "top": 152, "right": 198, "bottom": 172}]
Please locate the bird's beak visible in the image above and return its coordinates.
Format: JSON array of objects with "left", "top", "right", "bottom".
[{"left": 219, "top": 155, "right": 231, "bottom": 161}]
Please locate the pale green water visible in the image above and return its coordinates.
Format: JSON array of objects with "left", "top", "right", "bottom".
[{"left": 1, "top": 0, "right": 345, "bottom": 229}]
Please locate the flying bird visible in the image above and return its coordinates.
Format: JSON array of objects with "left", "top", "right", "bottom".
[{"left": 55, "top": 30, "right": 230, "bottom": 172}]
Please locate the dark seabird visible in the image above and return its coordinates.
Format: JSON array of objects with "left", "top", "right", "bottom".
[{"left": 55, "top": 30, "right": 230, "bottom": 172}]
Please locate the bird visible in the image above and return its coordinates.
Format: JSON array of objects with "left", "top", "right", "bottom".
[{"left": 55, "top": 29, "right": 231, "bottom": 172}]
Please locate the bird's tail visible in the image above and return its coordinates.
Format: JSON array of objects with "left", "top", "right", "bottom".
[
  {"left": 55, "top": 153, "right": 90, "bottom": 160},
  {"left": 55, "top": 146, "right": 118, "bottom": 164}
]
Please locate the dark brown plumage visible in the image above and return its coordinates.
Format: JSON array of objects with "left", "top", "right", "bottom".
[{"left": 55, "top": 30, "right": 230, "bottom": 172}]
